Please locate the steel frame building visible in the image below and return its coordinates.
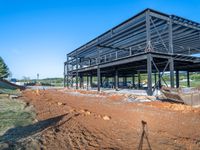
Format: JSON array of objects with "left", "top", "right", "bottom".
[{"left": 64, "top": 8, "right": 200, "bottom": 95}]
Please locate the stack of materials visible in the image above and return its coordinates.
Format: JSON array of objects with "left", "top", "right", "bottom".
[{"left": 161, "top": 87, "right": 200, "bottom": 106}]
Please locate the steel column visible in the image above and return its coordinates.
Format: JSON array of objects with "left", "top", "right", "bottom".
[
  {"left": 154, "top": 72, "right": 157, "bottom": 88},
  {"left": 176, "top": 70, "right": 179, "bottom": 88},
  {"left": 169, "top": 18, "right": 174, "bottom": 54},
  {"left": 80, "top": 74, "right": 83, "bottom": 89},
  {"left": 90, "top": 74, "right": 93, "bottom": 88},
  {"left": 147, "top": 53, "right": 153, "bottom": 95},
  {"left": 97, "top": 67, "right": 101, "bottom": 91},
  {"left": 169, "top": 58, "right": 175, "bottom": 88},
  {"left": 187, "top": 71, "right": 190, "bottom": 87},
  {"left": 132, "top": 73, "right": 135, "bottom": 88},
  {"left": 137, "top": 71, "right": 141, "bottom": 89},
  {"left": 115, "top": 69, "right": 119, "bottom": 90},
  {"left": 76, "top": 52, "right": 78, "bottom": 89},
  {"left": 87, "top": 75, "right": 89, "bottom": 90},
  {"left": 146, "top": 9, "right": 151, "bottom": 52},
  {"left": 158, "top": 72, "right": 161, "bottom": 89},
  {"left": 64, "top": 63, "right": 66, "bottom": 87}
]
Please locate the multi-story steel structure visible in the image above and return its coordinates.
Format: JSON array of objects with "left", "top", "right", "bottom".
[{"left": 64, "top": 8, "right": 200, "bottom": 95}]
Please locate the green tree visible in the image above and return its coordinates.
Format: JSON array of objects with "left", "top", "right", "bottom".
[{"left": 0, "top": 57, "right": 10, "bottom": 79}]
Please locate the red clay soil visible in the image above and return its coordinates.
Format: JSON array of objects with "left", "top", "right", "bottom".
[{"left": 22, "top": 89, "right": 200, "bottom": 150}]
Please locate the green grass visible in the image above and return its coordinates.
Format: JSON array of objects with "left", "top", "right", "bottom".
[{"left": 0, "top": 96, "right": 35, "bottom": 135}]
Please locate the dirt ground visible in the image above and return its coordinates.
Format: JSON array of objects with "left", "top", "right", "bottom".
[{"left": 18, "top": 88, "right": 200, "bottom": 149}]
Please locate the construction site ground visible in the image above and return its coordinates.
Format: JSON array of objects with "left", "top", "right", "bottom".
[{"left": 1, "top": 88, "right": 200, "bottom": 149}]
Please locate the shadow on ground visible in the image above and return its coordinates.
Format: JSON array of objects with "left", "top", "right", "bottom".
[{"left": 0, "top": 113, "right": 67, "bottom": 144}]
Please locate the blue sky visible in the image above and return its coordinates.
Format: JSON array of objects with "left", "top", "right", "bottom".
[{"left": 0, "top": 0, "right": 200, "bottom": 79}]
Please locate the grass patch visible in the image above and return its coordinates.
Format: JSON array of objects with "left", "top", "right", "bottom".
[{"left": 0, "top": 96, "right": 35, "bottom": 135}]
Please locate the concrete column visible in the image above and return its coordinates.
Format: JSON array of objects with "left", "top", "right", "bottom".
[{"left": 147, "top": 53, "right": 153, "bottom": 95}]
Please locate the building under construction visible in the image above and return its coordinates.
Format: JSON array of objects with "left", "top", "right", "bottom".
[{"left": 64, "top": 8, "right": 200, "bottom": 95}]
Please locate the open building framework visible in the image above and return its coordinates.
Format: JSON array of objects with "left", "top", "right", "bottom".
[{"left": 64, "top": 9, "right": 200, "bottom": 95}]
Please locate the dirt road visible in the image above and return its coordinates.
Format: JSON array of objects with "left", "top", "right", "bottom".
[{"left": 21, "top": 89, "right": 200, "bottom": 149}]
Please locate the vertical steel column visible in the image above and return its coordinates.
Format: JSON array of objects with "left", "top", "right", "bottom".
[
  {"left": 146, "top": 10, "right": 152, "bottom": 95},
  {"left": 187, "top": 71, "right": 190, "bottom": 87},
  {"left": 158, "top": 72, "right": 161, "bottom": 89},
  {"left": 115, "top": 69, "right": 119, "bottom": 90},
  {"left": 97, "top": 48, "right": 101, "bottom": 91},
  {"left": 169, "top": 58, "right": 175, "bottom": 88},
  {"left": 154, "top": 72, "right": 157, "bottom": 89},
  {"left": 132, "top": 73, "right": 135, "bottom": 88},
  {"left": 87, "top": 75, "right": 89, "bottom": 90},
  {"left": 97, "top": 67, "right": 101, "bottom": 91},
  {"left": 80, "top": 74, "right": 83, "bottom": 89},
  {"left": 71, "top": 76, "right": 74, "bottom": 88},
  {"left": 75, "top": 51, "right": 78, "bottom": 89},
  {"left": 147, "top": 53, "right": 153, "bottom": 96},
  {"left": 176, "top": 70, "right": 179, "bottom": 88},
  {"left": 146, "top": 9, "right": 151, "bottom": 52},
  {"left": 137, "top": 71, "right": 141, "bottom": 89},
  {"left": 169, "top": 18, "right": 174, "bottom": 54},
  {"left": 66, "top": 56, "right": 69, "bottom": 88},
  {"left": 90, "top": 74, "right": 93, "bottom": 88},
  {"left": 64, "top": 62, "right": 66, "bottom": 87}
]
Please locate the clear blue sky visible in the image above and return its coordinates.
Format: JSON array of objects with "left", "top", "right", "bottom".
[{"left": 1, "top": 0, "right": 200, "bottom": 79}]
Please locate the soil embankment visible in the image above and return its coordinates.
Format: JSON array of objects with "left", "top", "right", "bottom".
[{"left": 17, "top": 89, "right": 200, "bottom": 149}]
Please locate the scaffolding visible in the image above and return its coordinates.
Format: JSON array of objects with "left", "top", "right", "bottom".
[{"left": 64, "top": 8, "right": 200, "bottom": 95}]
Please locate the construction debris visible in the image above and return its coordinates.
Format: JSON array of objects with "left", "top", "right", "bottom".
[{"left": 161, "top": 87, "right": 200, "bottom": 107}]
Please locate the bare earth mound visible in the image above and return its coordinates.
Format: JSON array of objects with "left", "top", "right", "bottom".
[{"left": 20, "top": 89, "right": 200, "bottom": 149}]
